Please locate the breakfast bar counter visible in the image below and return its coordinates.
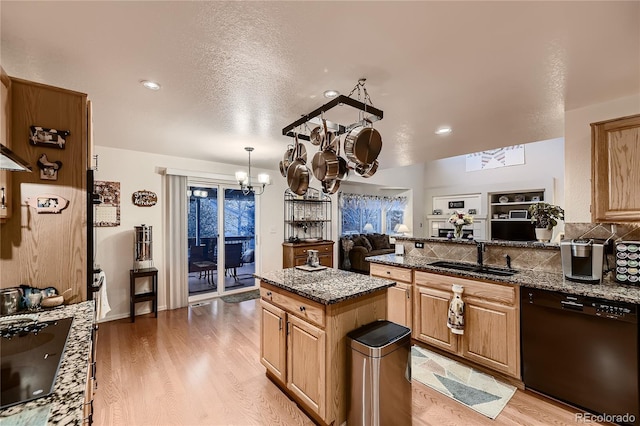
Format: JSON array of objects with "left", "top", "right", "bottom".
[{"left": 0, "top": 300, "right": 95, "bottom": 425}]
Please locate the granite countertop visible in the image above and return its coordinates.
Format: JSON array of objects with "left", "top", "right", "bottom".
[
  {"left": 254, "top": 267, "right": 396, "bottom": 305},
  {"left": 367, "top": 253, "right": 640, "bottom": 304},
  {"left": 0, "top": 300, "right": 95, "bottom": 425}
]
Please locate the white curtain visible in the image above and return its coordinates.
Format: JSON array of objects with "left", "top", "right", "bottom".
[{"left": 166, "top": 174, "right": 188, "bottom": 309}]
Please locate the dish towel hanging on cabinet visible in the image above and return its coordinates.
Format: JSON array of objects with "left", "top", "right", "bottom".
[
  {"left": 447, "top": 284, "right": 465, "bottom": 335},
  {"left": 96, "top": 270, "right": 111, "bottom": 320}
]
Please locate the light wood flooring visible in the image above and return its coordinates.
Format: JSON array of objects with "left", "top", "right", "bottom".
[{"left": 94, "top": 298, "right": 605, "bottom": 426}]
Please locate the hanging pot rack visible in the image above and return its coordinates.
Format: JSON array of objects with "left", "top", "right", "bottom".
[{"left": 282, "top": 80, "right": 384, "bottom": 141}]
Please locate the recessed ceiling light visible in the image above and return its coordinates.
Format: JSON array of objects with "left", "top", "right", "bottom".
[
  {"left": 141, "top": 80, "right": 161, "bottom": 91},
  {"left": 324, "top": 89, "right": 340, "bottom": 98},
  {"left": 435, "top": 127, "right": 452, "bottom": 135}
]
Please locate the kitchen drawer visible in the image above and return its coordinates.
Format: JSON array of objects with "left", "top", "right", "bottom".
[
  {"left": 293, "top": 243, "right": 332, "bottom": 258},
  {"left": 370, "top": 263, "right": 413, "bottom": 283},
  {"left": 414, "top": 271, "right": 516, "bottom": 305},
  {"left": 261, "top": 284, "right": 325, "bottom": 328}
]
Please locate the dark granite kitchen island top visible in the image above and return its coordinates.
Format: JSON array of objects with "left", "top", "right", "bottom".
[
  {"left": 367, "top": 253, "right": 640, "bottom": 304},
  {"left": 0, "top": 300, "right": 95, "bottom": 425},
  {"left": 254, "top": 267, "right": 396, "bottom": 305}
]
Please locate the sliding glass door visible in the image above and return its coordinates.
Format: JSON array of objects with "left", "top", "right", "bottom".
[{"left": 187, "top": 183, "right": 257, "bottom": 298}]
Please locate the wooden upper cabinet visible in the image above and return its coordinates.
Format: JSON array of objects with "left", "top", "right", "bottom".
[
  {"left": 0, "top": 67, "right": 11, "bottom": 222},
  {"left": 592, "top": 114, "right": 640, "bottom": 222}
]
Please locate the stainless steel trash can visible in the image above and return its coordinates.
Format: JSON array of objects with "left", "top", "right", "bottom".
[{"left": 347, "top": 320, "right": 412, "bottom": 426}]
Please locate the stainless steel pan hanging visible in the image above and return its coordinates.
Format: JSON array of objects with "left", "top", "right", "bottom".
[
  {"left": 344, "top": 124, "right": 382, "bottom": 166},
  {"left": 286, "top": 134, "right": 310, "bottom": 195}
]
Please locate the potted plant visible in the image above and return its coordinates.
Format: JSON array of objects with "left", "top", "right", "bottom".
[{"left": 528, "top": 202, "right": 564, "bottom": 242}]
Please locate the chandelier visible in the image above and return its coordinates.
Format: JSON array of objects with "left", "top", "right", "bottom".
[{"left": 235, "top": 147, "right": 270, "bottom": 195}]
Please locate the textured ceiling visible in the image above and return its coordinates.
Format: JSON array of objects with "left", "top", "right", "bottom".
[{"left": 1, "top": 1, "right": 639, "bottom": 171}]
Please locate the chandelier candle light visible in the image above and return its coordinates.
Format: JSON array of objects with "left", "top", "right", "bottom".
[
  {"left": 449, "top": 211, "right": 474, "bottom": 239},
  {"left": 236, "top": 147, "right": 270, "bottom": 196}
]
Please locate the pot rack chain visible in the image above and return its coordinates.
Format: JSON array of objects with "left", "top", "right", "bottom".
[{"left": 281, "top": 78, "right": 384, "bottom": 141}]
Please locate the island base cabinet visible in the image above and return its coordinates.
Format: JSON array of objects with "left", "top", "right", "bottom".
[
  {"left": 260, "top": 300, "right": 286, "bottom": 383},
  {"left": 413, "top": 271, "right": 520, "bottom": 379},
  {"left": 259, "top": 281, "right": 387, "bottom": 426},
  {"left": 287, "top": 315, "right": 326, "bottom": 419}
]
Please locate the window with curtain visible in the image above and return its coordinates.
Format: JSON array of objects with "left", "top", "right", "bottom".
[{"left": 339, "top": 193, "right": 408, "bottom": 235}]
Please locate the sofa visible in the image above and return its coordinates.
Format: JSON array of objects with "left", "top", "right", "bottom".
[{"left": 339, "top": 233, "right": 395, "bottom": 274}]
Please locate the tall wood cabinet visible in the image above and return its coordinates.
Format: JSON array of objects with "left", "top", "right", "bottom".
[
  {"left": 0, "top": 77, "right": 88, "bottom": 301},
  {"left": 413, "top": 271, "right": 521, "bottom": 379},
  {"left": 592, "top": 114, "right": 640, "bottom": 222}
]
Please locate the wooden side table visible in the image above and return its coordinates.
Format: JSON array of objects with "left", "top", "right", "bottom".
[{"left": 129, "top": 267, "right": 158, "bottom": 322}]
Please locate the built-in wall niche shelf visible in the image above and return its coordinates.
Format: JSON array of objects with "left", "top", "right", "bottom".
[{"left": 489, "top": 189, "right": 544, "bottom": 241}]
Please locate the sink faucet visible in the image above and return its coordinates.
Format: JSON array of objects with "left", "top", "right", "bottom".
[{"left": 475, "top": 240, "right": 486, "bottom": 267}]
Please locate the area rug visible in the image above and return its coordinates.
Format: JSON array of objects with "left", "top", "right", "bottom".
[
  {"left": 411, "top": 345, "right": 516, "bottom": 419},
  {"left": 221, "top": 289, "right": 260, "bottom": 303}
]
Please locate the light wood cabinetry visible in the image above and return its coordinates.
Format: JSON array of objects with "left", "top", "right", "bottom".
[
  {"left": 0, "top": 68, "right": 11, "bottom": 223},
  {"left": 259, "top": 281, "right": 386, "bottom": 426},
  {"left": 0, "top": 78, "right": 88, "bottom": 300},
  {"left": 282, "top": 241, "right": 334, "bottom": 268},
  {"left": 370, "top": 263, "right": 413, "bottom": 328},
  {"left": 591, "top": 114, "right": 640, "bottom": 222},
  {"left": 413, "top": 271, "right": 520, "bottom": 379}
]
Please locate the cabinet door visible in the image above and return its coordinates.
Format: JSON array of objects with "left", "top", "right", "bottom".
[
  {"left": 0, "top": 69, "right": 11, "bottom": 222},
  {"left": 287, "top": 314, "right": 326, "bottom": 419},
  {"left": 387, "top": 282, "right": 412, "bottom": 329},
  {"left": 592, "top": 114, "right": 640, "bottom": 222},
  {"left": 414, "top": 285, "right": 458, "bottom": 353},
  {"left": 318, "top": 253, "right": 332, "bottom": 268},
  {"left": 260, "top": 300, "right": 286, "bottom": 383},
  {"left": 461, "top": 297, "right": 519, "bottom": 378}
]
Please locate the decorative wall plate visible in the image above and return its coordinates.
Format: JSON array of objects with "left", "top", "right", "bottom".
[
  {"left": 29, "top": 126, "right": 70, "bottom": 149},
  {"left": 132, "top": 190, "right": 157, "bottom": 207},
  {"left": 26, "top": 194, "right": 69, "bottom": 213},
  {"left": 498, "top": 196, "right": 509, "bottom": 204}
]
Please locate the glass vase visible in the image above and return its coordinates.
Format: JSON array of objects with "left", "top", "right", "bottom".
[{"left": 454, "top": 225, "right": 464, "bottom": 239}]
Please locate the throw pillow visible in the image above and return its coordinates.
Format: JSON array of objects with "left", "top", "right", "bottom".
[
  {"left": 354, "top": 235, "right": 373, "bottom": 251},
  {"left": 368, "top": 233, "right": 390, "bottom": 250}
]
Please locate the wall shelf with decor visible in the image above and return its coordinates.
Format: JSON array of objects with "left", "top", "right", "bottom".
[{"left": 489, "top": 189, "right": 544, "bottom": 240}]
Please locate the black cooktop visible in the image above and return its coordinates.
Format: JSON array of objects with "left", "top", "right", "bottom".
[{"left": 0, "top": 316, "right": 73, "bottom": 409}]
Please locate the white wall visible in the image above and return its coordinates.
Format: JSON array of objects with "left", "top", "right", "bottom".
[
  {"left": 564, "top": 94, "right": 640, "bottom": 222},
  {"left": 94, "top": 146, "right": 287, "bottom": 321},
  {"left": 423, "top": 138, "right": 565, "bottom": 236}
]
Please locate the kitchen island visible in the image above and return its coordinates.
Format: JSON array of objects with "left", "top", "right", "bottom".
[
  {"left": 0, "top": 301, "right": 95, "bottom": 425},
  {"left": 254, "top": 267, "right": 395, "bottom": 426}
]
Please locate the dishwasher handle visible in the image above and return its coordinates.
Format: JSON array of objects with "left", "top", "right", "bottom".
[{"left": 561, "top": 300, "right": 584, "bottom": 311}]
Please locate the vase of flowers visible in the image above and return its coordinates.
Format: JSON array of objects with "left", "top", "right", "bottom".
[
  {"left": 448, "top": 211, "right": 474, "bottom": 239},
  {"left": 528, "top": 202, "right": 564, "bottom": 242}
]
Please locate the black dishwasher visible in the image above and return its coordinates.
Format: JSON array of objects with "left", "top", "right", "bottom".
[{"left": 521, "top": 288, "right": 638, "bottom": 425}]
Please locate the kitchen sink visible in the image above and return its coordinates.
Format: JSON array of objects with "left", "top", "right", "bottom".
[{"left": 429, "top": 260, "right": 517, "bottom": 277}]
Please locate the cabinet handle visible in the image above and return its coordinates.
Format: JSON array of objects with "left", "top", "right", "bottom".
[
  {"left": 386, "top": 271, "right": 391, "bottom": 274},
  {"left": 266, "top": 291, "right": 272, "bottom": 297},
  {"left": 1, "top": 187, "right": 5, "bottom": 209},
  {"left": 286, "top": 321, "right": 290, "bottom": 335},
  {"left": 278, "top": 317, "right": 282, "bottom": 331},
  {"left": 299, "top": 306, "right": 306, "bottom": 312},
  {"left": 406, "top": 288, "right": 410, "bottom": 299}
]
